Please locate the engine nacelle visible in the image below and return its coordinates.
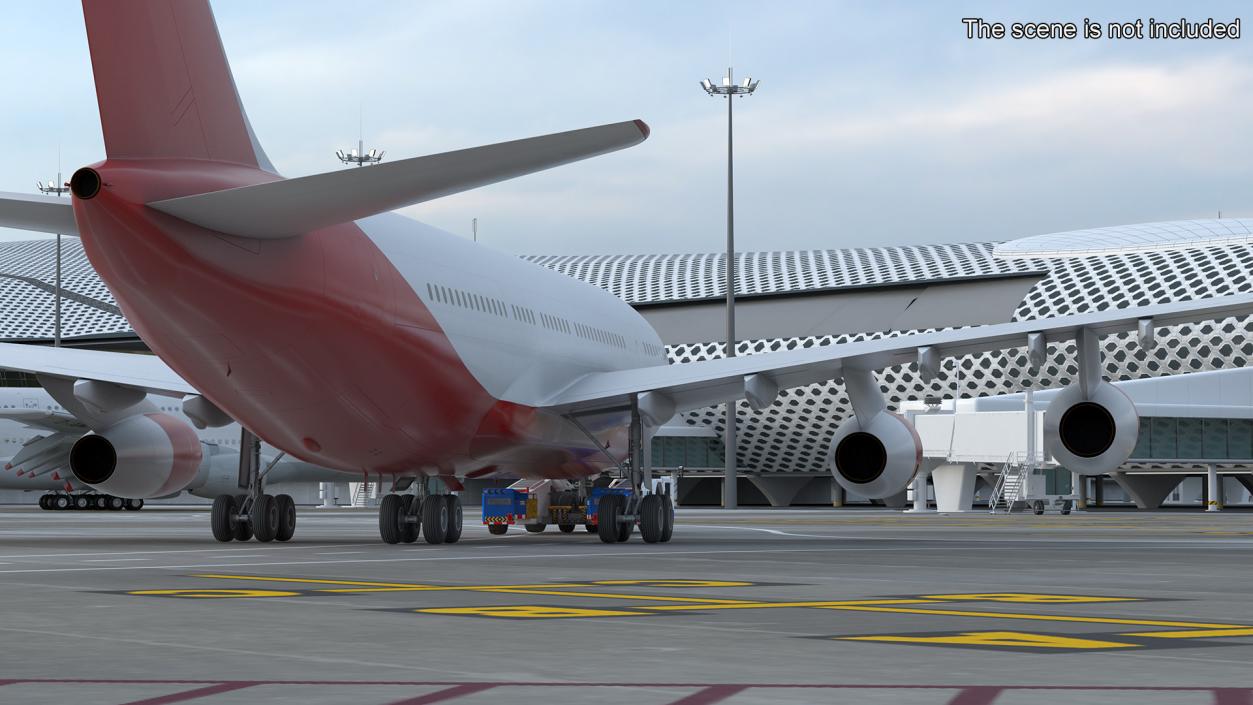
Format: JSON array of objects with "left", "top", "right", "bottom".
[
  {"left": 69, "top": 412, "right": 204, "bottom": 498},
  {"left": 826, "top": 411, "right": 922, "bottom": 499},
  {"left": 1043, "top": 382, "right": 1139, "bottom": 475}
]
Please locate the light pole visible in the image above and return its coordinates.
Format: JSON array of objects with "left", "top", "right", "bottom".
[
  {"left": 702, "top": 68, "right": 759, "bottom": 509},
  {"left": 36, "top": 174, "right": 70, "bottom": 347}
]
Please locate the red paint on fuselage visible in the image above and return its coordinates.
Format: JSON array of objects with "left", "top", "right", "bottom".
[{"left": 72, "top": 160, "right": 605, "bottom": 478}]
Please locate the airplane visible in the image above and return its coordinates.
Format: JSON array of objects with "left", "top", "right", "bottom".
[
  {"left": 0, "top": 386, "right": 344, "bottom": 523},
  {"left": 3, "top": 0, "right": 1253, "bottom": 546}
]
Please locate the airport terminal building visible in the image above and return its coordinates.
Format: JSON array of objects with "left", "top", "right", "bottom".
[{"left": 3, "top": 234, "right": 1252, "bottom": 508}]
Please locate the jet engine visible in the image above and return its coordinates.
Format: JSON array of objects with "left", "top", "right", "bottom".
[
  {"left": 1043, "top": 382, "right": 1139, "bottom": 475},
  {"left": 69, "top": 412, "right": 204, "bottom": 498},
  {"left": 826, "top": 411, "right": 922, "bottom": 499}
]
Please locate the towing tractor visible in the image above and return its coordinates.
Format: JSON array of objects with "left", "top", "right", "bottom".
[{"left": 482, "top": 478, "right": 674, "bottom": 544}]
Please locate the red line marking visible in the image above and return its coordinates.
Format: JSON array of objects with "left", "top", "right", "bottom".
[
  {"left": 666, "top": 685, "right": 749, "bottom": 705},
  {"left": 116, "top": 682, "right": 254, "bottom": 705},
  {"left": 384, "top": 683, "right": 498, "bottom": 704},
  {"left": 948, "top": 686, "right": 1003, "bottom": 705},
  {"left": 1214, "top": 688, "right": 1253, "bottom": 705}
]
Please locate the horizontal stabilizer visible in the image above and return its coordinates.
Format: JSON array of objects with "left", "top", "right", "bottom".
[
  {"left": 148, "top": 119, "right": 650, "bottom": 239},
  {"left": 0, "top": 192, "right": 78, "bottom": 236}
]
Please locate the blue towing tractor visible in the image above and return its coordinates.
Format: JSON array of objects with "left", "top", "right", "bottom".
[{"left": 482, "top": 479, "right": 673, "bottom": 544}]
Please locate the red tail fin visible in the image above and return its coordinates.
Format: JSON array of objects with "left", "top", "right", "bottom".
[{"left": 82, "top": 0, "right": 273, "bottom": 171}]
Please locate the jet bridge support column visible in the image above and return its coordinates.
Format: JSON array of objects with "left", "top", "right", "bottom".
[{"left": 1207, "top": 463, "right": 1221, "bottom": 512}]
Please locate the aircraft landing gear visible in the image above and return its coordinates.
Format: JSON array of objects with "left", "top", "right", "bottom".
[
  {"left": 210, "top": 426, "right": 297, "bottom": 543},
  {"left": 378, "top": 487, "right": 462, "bottom": 545},
  {"left": 40, "top": 492, "right": 134, "bottom": 511}
]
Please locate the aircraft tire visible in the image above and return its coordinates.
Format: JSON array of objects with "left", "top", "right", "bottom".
[
  {"left": 488, "top": 523, "right": 508, "bottom": 535},
  {"left": 125, "top": 498, "right": 144, "bottom": 511},
  {"left": 378, "top": 494, "right": 402, "bottom": 544},
  {"left": 275, "top": 494, "right": 297, "bottom": 542},
  {"left": 639, "top": 494, "right": 664, "bottom": 544},
  {"left": 597, "top": 494, "right": 622, "bottom": 544},
  {"left": 422, "top": 494, "right": 447, "bottom": 545},
  {"left": 394, "top": 495, "right": 417, "bottom": 544},
  {"left": 660, "top": 494, "right": 674, "bottom": 543},
  {"left": 232, "top": 495, "right": 253, "bottom": 541},
  {"left": 210, "top": 495, "right": 234, "bottom": 542},
  {"left": 252, "top": 494, "right": 279, "bottom": 542},
  {"left": 525, "top": 523, "right": 546, "bottom": 534},
  {"left": 443, "top": 495, "right": 463, "bottom": 544},
  {"left": 53, "top": 495, "right": 70, "bottom": 510}
]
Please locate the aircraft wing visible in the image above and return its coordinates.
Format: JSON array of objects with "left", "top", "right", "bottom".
[
  {"left": 0, "top": 191, "right": 78, "bottom": 236},
  {"left": 0, "top": 342, "right": 194, "bottom": 398},
  {"left": 0, "top": 409, "right": 86, "bottom": 435},
  {"left": 539, "top": 294, "right": 1253, "bottom": 417}
]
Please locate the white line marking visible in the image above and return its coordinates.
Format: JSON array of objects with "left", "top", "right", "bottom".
[
  {"left": 82, "top": 558, "right": 150, "bottom": 563},
  {"left": 0, "top": 546, "right": 934, "bottom": 574}
]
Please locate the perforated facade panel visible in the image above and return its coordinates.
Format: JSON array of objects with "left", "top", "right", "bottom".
[{"left": 531, "top": 244, "right": 1253, "bottom": 473}]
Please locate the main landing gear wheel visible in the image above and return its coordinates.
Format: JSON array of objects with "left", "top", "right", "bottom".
[
  {"left": 38, "top": 495, "right": 50, "bottom": 510},
  {"left": 597, "top": 494, "right": 624, "bottom": 544},
  {"left": 275, "top": 494, "right": 296, "bottom": 542},
  {"left": 488, "top": 523, "right": 508, "bottom": 535},
  {"left": 252, "top": 494, "right": 279, "bottom": 542},
  {"left": 232, "top": 495, "right": 253, "bottom": 541},
  {"left": 378, "top": 494, "right": 403, "bottom": 544},
  {"left": 124, "top": 498, "right": 144, "bottom": 511},
  {"left": 443, "top": 495, "right": 463, "bottom": 544},
  {"left": 106, "top": 495, "right": 126, "bottom": 511},
  {"left": 211, "top": 495, "right": 235, "bottom": 542},
  {"left": 398, "top": 496, "right": 419, "bottom": 544},
  {"left": 660, "top": 494, "right": 674, "bottom": 543},
  {"left": 73, "top": 495, "right": 90, "bottom": 510},
  {"left": 422, "top": 493, "right": 448, "bottom": 544},
  {"left": 639, "top": 494, "right": 665, "bottom": 544},
  {"left": 53, "top": 495, "right": 70, "bottom": 510}
]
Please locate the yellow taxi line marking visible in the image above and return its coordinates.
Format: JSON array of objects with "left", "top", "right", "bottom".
[
  {"left": 1122, "top": 628, "right": 1253, "bottom": 639},
  {"left": 479, "top": 588, "right": 754, "bottom": 604},
  {"left": 638, "top": 599, "right": 939, "bottom": 612},
  {"left": 193, "top": 574, "right": 613, "bottom": 592},
  {"left": 193, "top": 574, "right": 432, "bottom": 589},
  {"left": 840, "top": 631, "right": 1139, "bottom": 650},
  {"left": 818, "top": 605, "right": 1246, "bottom": 629},
  {"left": 920, "top": 593, "right": 1138, "bottom": 604}
]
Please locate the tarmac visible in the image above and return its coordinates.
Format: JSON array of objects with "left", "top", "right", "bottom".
[{"left": 1, "top": 505, "right": 1252, "bottom": 704}]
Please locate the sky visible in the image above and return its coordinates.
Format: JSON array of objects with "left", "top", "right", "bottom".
[{"left": 1, "top": 1, "right": 1251, "bottom": 255}]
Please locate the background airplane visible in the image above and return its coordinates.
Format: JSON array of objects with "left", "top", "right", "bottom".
[
  {"left": 0, "top": 0, "right": 1252, "bottom": 548},
  {"left": 0, "top": 386, "right": 344, "bottom": 520}
]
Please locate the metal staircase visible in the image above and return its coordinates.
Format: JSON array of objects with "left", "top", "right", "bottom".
[{"left": 989, "top": 453, "right": 1027, "bottom": 514}]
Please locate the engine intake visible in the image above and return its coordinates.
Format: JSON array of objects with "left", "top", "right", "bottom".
[
  {"left": 70, "top": 413, "right": 203, "bottom": 498},
  {"left": 1043, "top": 382, "right": 1139, "bottom": 475},
  {"left": 827, "top": 412, "right": 921, "bottom": 499}
]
